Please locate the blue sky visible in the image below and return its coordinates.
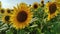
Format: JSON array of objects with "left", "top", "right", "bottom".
[{"left": 0, "top": 0, "right": 50, "bottom": 9}]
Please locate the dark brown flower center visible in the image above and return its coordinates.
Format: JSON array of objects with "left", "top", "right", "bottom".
[
  {"left": 29, "top": 4, "right": 31, "bottom": 7},
  {"left": 34, "top": 4, "right": 38, "bottom": 9},
  {"left": 49, "top": 3, "right": 57, "bottom": 14},
  {"left": 1, "top": 9, "right": 4, "bottom": 13},
  {"left": 41, "top": 1, "right": 44, "bottom": 4},
  {"left": 5, "top": 16, "right": 10, "bottom": 21},
  {"left": 7, "top": 9, "right": 11, "bottom": 13},
  {"left": 41, "top": 1, "right": 44, "bottom": 7},
  {"left": 17, "top": 11, "right": 28, "bottom": 22}
]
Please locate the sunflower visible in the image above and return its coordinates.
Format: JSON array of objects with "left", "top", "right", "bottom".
[
  {"left": 0, "top": 9, "right": 5, "bottom": 14},
  {"left": 2, "top": 14, "right": 10, "bottom": 23},
  {"left": 0, "top": 2, "right": 5, "bottom": 14},
  {"left": 45, "top": 2, "right": 60, "bottom": 21},
  {"left": 2, "top": 15, "right": 11, "bottom": 23},
  {"left": 5, "top": 9, "right": 13, "bottom": 14},
  {"left": 41, "top": 0, "right": 44, "bottom": 7},
  {"left": 32, "top": 2, "right": 39, "bottom": 10},
  {"left": 0, "top": 9, "right": 6, "bottom": 20},
  {"left": 1, "top": 9, "right": 11, "bottom": 23},
  {"left": 29, "top": 4, "right": 31, "bottom": 7},
  {"left": 7, "top": 9, "right": 11, "bottom": 13},
  {"left": 10, "top": 3, "right": 33, "bottom": 29}
]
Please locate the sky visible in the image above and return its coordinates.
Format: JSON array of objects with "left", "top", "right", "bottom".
[{"left": 0, "top": 0, "right": 50, "bottom": 9}]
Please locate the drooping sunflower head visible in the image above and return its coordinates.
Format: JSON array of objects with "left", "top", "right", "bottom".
[
  {"left": 10, "top": 3, "right": 33, "bottom": 29},
  {"left": 32, "top": 2, "right": 39, "bottom": 10},
  {"left": 45, "top": 2, "right": 59, "bottom": 21}
]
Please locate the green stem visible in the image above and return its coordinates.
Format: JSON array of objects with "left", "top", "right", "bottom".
[{"left": 17, "top": 29, "right": 19, "bottom": 34}]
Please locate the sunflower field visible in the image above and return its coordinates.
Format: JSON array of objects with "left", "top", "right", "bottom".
[{"left": 0, "top": 0, "right": 60, "bottom": 34}]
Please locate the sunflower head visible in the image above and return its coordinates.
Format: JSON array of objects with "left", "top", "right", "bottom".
[
  {"left": 2, "top": 13, "right": 11, "bottom": 23},
  {"left": 45, "top": 2, "right": 59, "bottom": 21},
  {"left": 41, "top": 0, "right": 44, "bottom": 7},
  {"left": 10, "top": 3, "right": 33, "bottom": 29},
  {"left": 29, "top": 4, "right": 31, "bottom": 7},
  {"left": 1, "top": 9, "right": 11, "bottom": 23},
  {"left": 49, "top": 3, "right": 57, "bottom": 14},
  {"left": 6, "top": 9, "right": 13, "bottom": 14},
  {"left": 41, "top": 0, "right": 44, "bottom": 4},
  {"left": 32, "top": 2, "right": 39, "bottom": 10},
  {"left": 7, "top": 9, "right": 11, "bottom": 13},
  {"left": 4, "top": 15, "right": 10, "bottom": 22},
  {"left": 0, "top": 9, "right": 5, "bottom": 14}
]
